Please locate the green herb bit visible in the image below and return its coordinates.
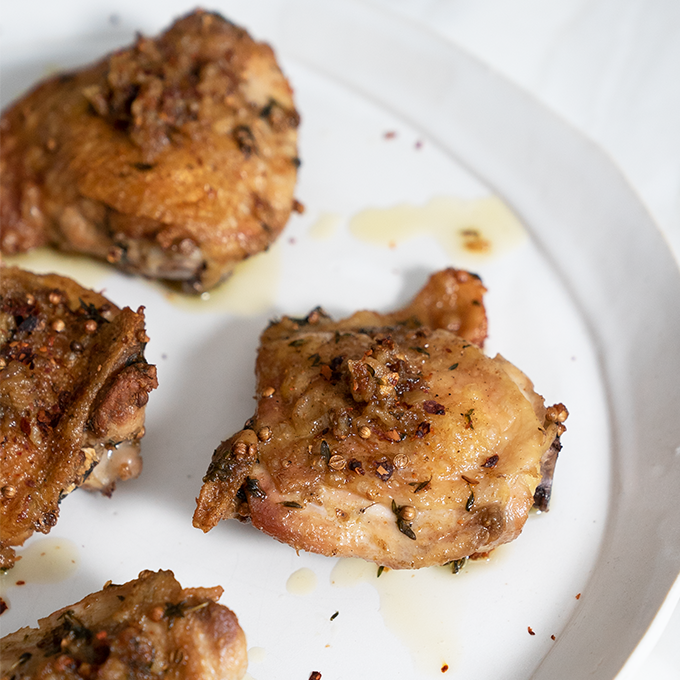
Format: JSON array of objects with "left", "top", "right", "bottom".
[
  {"left": 465, "top": 490, "right": 475, "bottom": 512},
  {"left": 281, "top": 501, "right": 303, "bottom": 509},
  {"left": 330, "top": 611, "right": 339, "bottom": 621},
  {"left": 410, "top": 478, "right": 431, "bottom": 493},
  {"left": 451, "top": 558, "right": 467, "bottom": 574},
  {"left": 462, "top": 408, "right": 475, "bottom": 430},
  {"left": 245, "top": 476, "right": 266, "bottom": 499},
  {"left": 377, "top": 566, "right": 385, "bottom": 578},
  {"left": 288, "top": 338, "right": 306, "bottom": 347},
  {"left": 397, "top": 518, "right": 417, "bottom": 540}
]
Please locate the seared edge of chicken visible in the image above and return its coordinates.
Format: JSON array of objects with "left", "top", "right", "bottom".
[
  {"left": 0, "top": 570, "right": 247, "bottom": 680},
  {"left": 0, "top": 266, "right": 157, "bottom": 569},
  {"left": 0, "top": 10, "right": 301, "bottom": 292},
  {"left": 193, "top": 269, "right": 567, "bottom": 569}
]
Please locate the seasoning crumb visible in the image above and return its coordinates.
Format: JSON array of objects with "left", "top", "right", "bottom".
[
  {"left": 551, "top": 634, "right": 556, "bottom": 641},
  {"left": 528, "top": 626, "right": 535, "bottom": 636},
  {"left": 51, "top": 319, "right": 65, "bottom": 332},
  {"left": 84, "top": 319, "right": 98, "bottom": 334},
  {"left": 358, "top": 426, "right": 371, "bottom": 439},
  {"left": 309, "top": 672, "right": 322, "bottom": 680},
  {"left": 1, "top": 485, "right": 17, "bottom": 499},
  {"left": 263, "top": 386, "right": 275, "bottom": 397},
  {"left": 384, "top": 130, "right": 397, "bottom": 139},
  {"left": 575, "top": 593, "right": 581, "bottom": 600},
  {"left": 330, "top": 611, "right": 339, "bottom": 621},
  {"left": 441, "top": 664, "right": 449, "bottom": 673}
]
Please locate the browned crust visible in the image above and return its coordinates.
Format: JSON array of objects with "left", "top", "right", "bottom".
[
  {"left": 0, "top": 266, "right": 157, "bottom": 569},
  {"left": 0, "top": 570, "right": 247, "bottom": 680},
  {"left": 0, "top": 10, "right": 300, "bottom": 292},
  {"left": 194, "top": 269, "right": 565, "bottom": 568}
]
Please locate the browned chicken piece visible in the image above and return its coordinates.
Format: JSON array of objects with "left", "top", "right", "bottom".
[
  {"left": 0, "top": 10, "right": 300, "bottom": 293},
  {"left": 194, "top": 269, "right": 567, "bottom": 569},
  {"left": 0, "top": 570, "right": 247, "bottom": 680},
  {"left": 0, "top": 266, "right": 157, "bottom": 570}
]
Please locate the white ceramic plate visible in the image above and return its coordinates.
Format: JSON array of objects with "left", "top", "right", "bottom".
[{"left": 2, "top": 2, "right": 680, "bottom": 679}]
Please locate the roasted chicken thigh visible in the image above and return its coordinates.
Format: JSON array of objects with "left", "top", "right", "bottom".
[
  {"left": 0, "top": 570, "right": 247, "bottom": 680},
  {"left": 0, "top": 10, "right": 300, "bottom": 292},
  {"left": 0, "top": 266, "right": 157, "bottom": 569},
  {"left": 194, "top": 269, "right": 567, "bottom": 569}
]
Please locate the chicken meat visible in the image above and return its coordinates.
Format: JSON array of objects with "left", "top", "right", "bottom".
[
  {"left": 0, "top": 570, "right": 247, "bottom": 680},
  {"left": 194, "top": 269, "right": 567, "bottom": 569},
  {"left": 0, "top": 266, "right": 157, "bottom": 569},
  {"left": 0, "top": 10, "right": 300, "bottom": 293}
]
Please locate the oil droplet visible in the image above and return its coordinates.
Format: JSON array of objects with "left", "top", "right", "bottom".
[
  {"left": 161, "top": 242, "right": 281, "bottom": 315},
  {"left": 330, "top": 557, "right": 377, "bottom": 587},
  {"left": 0, "top": 537, "right": 78, "bottom": 597},
  {"left": 308, "top": 213, "right": 342, "bottom": 240},
  {"left": 370, "top": 567, "right": 461, "bottom": 677},
  {"left": 247, "top": 646, "right": 266, "bottom": 664},
  {"left": 349, "top": 195, "right": 527, "bottom": 264},
  {"left": 286, "top": 567, "right": 318, "bottom": 595},
  {"left": 331, "top": 554, "right": 506, "bottom": 677},
  {"left": 3, "top": 248, "right": 110, "bottom": 289}
]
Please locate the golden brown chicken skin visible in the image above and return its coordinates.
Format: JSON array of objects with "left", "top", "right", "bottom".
[
  {"left": 0, "top": 570, "right": 247, "bottom": 680},
  {"left": 194, "top": 269, "right": 567, "bottom": 569},
  {"left": 0, "top": 266, "right": 157, "bottom": 569},
  {"left": 0, "top": 10, "right": 300, "bottom": 293}
]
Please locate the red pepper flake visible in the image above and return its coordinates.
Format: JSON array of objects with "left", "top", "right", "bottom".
[
  {"left": 551, "top": 634, "right": 556, "bottom": 641},
  {"left": 20, "top": 418, "right": 32, "bottom": 437},
  {"left": 374, "top": 460, "right": 394, "bottom": 481},
  {"left": 0, "top": 597, "right": 7, "bottom": 615},
  {"left": 95, "top": 630, "right": 108, "bottom": 641},
  {"left": 348, "top": 459, "right": 365, "bottom": 475},
  {"left": 16, "top": 580, "right": 26, "bottom": 586},
  {"left": 415, "top": 421, "right": 430, "bottom": 438},
  {"left": 527, "top": 626, "right": 535, "bottom": 636},
  {"left": 575, "top": 593, "right": 581, "bottom": 600},
  {"left": 441, "top": 664, "right": 449, "bottom": 673},
  {"left": 423, "top": 400, "right": 446, "bottom": 415},
  {"left": 384, "top": 130, "right": 397, "bottom": 139},
  {"left": 309, "top": 672, "right": 322, "bottom": 680}
]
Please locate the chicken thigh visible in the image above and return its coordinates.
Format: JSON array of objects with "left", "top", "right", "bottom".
[
  {"left": 0, "top": 570, "right": 247, "bottom": 680},
  {"left": 194, "top": 269, "right": 567, "bottom": 569},
  {"left": 0, "top": 10, "right": 300, "bottom": 293},
  {"left": 0, "top": 266, "right": 157, "bottom": 569}
]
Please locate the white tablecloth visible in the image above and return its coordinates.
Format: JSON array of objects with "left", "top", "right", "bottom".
[{"left": 372, "top": 1, "right": 680, "bottom": 677}]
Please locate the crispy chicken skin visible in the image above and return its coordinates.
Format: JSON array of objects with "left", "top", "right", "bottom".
[
  {"left": 0, "top": 570, "right": 247, "bottom": 680},
  {"left": 194, "top": 269, "right": 567, "bottom": 569},
  {"left": 0, "top": 10, "right": 300, "bottom": 293},
  {"left": 0, "top": 266, "right": 157, "bottom": 569}
]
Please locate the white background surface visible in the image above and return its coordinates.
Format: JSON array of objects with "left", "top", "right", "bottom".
[{"left": 369, "top": 1, "right": 680, "bottom": 676}]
